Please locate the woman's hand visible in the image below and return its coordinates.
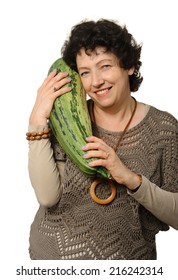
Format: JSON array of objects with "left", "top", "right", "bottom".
[
  {"left": 82, "top": 136, "right": 141, "bottom": 190},
  {"left": 29, "top": 70, "right": 72, "bottom": 125}
]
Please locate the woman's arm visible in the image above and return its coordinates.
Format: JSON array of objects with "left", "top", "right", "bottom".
[
  {"left": 128, "top": 176, "right": 178, "bottom": 230},
  {"left": 83, "top": 135, "right": 178, "bottom": 230},
  {"left": 27, "top": 70, "right": 72, "bottom": 207},
  {"left": 28, "top": 124, "right": 64, "bottom": 207}
]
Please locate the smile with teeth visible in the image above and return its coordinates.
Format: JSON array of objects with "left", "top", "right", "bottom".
[{"left": 95, "top": 87, "right": 112, "bottom": 95}]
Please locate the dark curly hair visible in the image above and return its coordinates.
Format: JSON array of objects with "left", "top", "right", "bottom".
[{"left": 62, "top": 19, "right": 143, "bottom": 92}]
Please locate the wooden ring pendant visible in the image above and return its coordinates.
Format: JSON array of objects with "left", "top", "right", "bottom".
[{"left": 90, "top": 179, "right": 117, "bottom": 204}]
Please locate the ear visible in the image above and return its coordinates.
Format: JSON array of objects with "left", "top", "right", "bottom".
[{"left": 128, "top": 67, "right": 135, "bottom": 76}]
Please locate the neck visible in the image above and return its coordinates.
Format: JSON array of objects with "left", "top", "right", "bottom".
[{"left": 91, "top": 97, "right": 137, "bottom": 132}]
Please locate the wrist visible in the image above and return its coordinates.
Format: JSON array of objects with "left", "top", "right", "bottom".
[
  {"left": 29, "top": 115, "right": 48, "bottom": 126},
  {"left": 29, "top": 105, "right": 49, "bottom": 126},
  {"left": 28, "top": 123, "right": 49, "bottom": 132},
  {"left": 126, "top": 173, "right": 142, "bottom": 191},
  {"left": 130, "top": 174, "right": 142, "bottom": 192}
]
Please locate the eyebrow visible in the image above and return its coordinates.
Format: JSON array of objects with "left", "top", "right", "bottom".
[{"left": 78, "top": 59, "right": 113, "bottom": 71}]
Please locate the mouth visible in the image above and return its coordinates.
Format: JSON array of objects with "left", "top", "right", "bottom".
[{"left": 95, "top": 87, "right": 112, "bottom": 96}]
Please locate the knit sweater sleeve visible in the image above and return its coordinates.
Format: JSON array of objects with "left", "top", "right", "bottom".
[
  {"left": 128, "top": 176, "right": 178, "bottom": 230},
  {"left": 28, "top": 125, "right": 64, "bottom": 207}
]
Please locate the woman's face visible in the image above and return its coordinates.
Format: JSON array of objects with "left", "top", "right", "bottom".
[{"left": 76, "top": 47, "right": 134, "bottom": 109}]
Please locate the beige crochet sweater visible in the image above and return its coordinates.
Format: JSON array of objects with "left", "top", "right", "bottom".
[{"left": 28, "top": 105, "right": 178, "bottom": 260}]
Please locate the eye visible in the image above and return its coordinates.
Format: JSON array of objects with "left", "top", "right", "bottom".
[
  {"left": 102, "top": 64, "right": 111, "bottom": 70},
  {"left": 80, "top": 71, "right": 89, "bottom": 77}
]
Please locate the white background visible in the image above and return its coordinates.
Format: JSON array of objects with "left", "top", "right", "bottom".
[{"left": 0, "top": 0, "right": 177, "bottom": 278}]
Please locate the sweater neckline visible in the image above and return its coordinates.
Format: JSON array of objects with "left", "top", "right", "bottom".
[{"left": 88, "top": 99, "right": 152, "bottom": 136}]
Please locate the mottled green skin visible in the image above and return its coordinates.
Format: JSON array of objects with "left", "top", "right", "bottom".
[{"left": 48, "top": 58, "right": 109, "bottom": 178}]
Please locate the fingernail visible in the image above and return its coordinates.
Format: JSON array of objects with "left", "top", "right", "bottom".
[{"left": 83, "top": 153, "right": 87, "bottom": 158}]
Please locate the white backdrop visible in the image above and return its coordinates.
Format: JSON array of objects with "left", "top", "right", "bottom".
[{"left": 0, "top": 0, "right": 177, "bottom": 279}]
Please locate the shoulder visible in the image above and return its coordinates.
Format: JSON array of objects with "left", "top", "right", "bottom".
[{"left": 147, "top": 105, "right": 178, "bottom": 129}]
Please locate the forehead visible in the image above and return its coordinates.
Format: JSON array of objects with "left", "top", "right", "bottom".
[{"left": 76, "top": 47, "right": 117, "bottom": 65}]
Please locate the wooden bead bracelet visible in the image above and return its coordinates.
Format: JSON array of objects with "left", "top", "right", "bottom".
[{"left": 26, "top": 128, "right": 51, "bottom": 140}]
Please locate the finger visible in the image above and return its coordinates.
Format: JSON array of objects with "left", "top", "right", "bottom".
[
  {"left": 82, "top": 141, "right": 107, "bottom": 153},
  {"left": 38, "top": 76, "right": 72, "bottom": 101},
  {"left": 41, "top": 71, "right": 69, "bottom": 90},
  {"left": 83, "top": 150, "right": 109, "bottom": 160},
  {"left": 48, "top": 73, "right": 71, "bottom": 90},
  {"left": 50, "top": 76, "right": 72, "bottom": 93},
  {"left": 52, "top": 85, "right": 72, "bottom": 99},
  {"left": 86, "top": 136, "right": 105, "bottom": 144},
  {"left": 41, "top": 70, "right": 58, "bottom": 88},
  {"left": 88, "top": 158, "right": 107, "bottom": 167}
]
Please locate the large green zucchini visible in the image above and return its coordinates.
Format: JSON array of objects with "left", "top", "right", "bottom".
[{"left": 48, "top": 58, "right": 109, "bottom": 178}]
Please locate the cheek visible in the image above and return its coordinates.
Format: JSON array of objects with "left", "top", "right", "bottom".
[{"left": 81, "top": 78, "right": 90, "bottom": 92}]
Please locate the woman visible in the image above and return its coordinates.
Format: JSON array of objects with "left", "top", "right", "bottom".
[{"left": 27, "top": 19, "right": 178, "bottom": 260}]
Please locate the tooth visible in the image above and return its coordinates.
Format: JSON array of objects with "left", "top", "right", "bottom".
[{"left": 97, "top": 89, "right": 107, "bottom": 95}]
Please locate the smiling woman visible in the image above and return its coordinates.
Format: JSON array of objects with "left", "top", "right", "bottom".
[
  {"left": 76, "top": 47, "right": 135, "bottom": 116},
  {"left": 27, "top": 18, "right": 178, "bottom": 260}
]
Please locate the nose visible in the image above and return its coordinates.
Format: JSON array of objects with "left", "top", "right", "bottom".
[{"left": 91, "top": 71, "right": 104, "bottom": 88}]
